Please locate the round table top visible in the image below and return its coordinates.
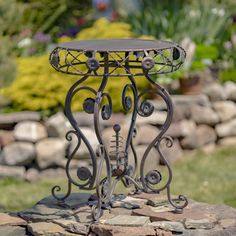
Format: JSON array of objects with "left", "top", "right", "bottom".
[
  {"left": 57, "top": 39, "right": 176, "bottom": 52},
  {"left": 50, "top": 39, "right": 185, "bottom": 77}
]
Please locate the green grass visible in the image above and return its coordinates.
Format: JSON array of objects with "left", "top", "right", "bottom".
[
  {"left": 0, "top": 147, "right": 236, "bottom": 212},
  {"left": 171, "top": 147, "right": 236, "bottom": 207}
]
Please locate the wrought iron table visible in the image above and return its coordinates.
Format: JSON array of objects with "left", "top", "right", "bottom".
[{"left": 49, "top": 39, "right": 188, "bottom": 220}]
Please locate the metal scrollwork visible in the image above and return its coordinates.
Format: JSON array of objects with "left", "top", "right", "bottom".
[
  {"left": 49, "top": 40, "right": 188, "bottom": 221},
  {"left": 83, "top": 98, "right": 95, "bottom": 114},
  {"left": 145, "top": 170, "right": 162, "bottom": 185},
  {"left": 138, "top": 100, "right": 154, "bottom": 117}
]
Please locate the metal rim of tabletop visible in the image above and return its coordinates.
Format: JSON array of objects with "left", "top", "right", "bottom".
[{"left": 49, "top": 39, "right": 186, "bottom": 77}]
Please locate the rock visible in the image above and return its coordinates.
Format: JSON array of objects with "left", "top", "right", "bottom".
[
  {"left": 90, "top": 224, "right": 165, "bottom": 236},
  {"left": 73, "top": 205, "right": 95, "bottom": 223},
  {"left": 146, "top": 196, "right": 179, "bottom": 208},
  {"left": 0, "top": 213, "right": 26, "bottom": 226},
  {"left": 201, "top": 143, "right": 216, "bottom": 154},
  {"left": 132, "top": 205, "right": 215, "bottom": 222},
  {"left": 27, "top": 222, "right": 79, "bottom": 236},
  {"left": 128, "top": 145, "right": 160, "bottom": 172},
  {"left": 215, "top": 119, "right": 236, "bottom": 137},
  {"left": 152, "top": 99, "right": 167, "bottom": 111},
  {"left": 14, "top": 121, "right": 47, "bottom": 143},
  {"left": 212, "top": 101, "right": 236, "bottom": 122},
  {"left": 38, "top": 193, "right": 92, "bottom": 209},
  {"left": 0, "top": 165, "right": 25, "bottom": 179},
  {"left": 0, "top": 111, "right": 41, "bottom": 129},
  {"left": 69, "top": 127, "right": 98, "bottom": 160},
  {"left": 179, "top": 119, "right": 197, "bottom": 137},
  {"left": 0, "top": 225, "right": 27, "bottom": 236},
  {"left": 190, "top": 201, "right": 236, "bottom": 221},
  {"left": 52, "top": 219, "right": 89, "bottom": 235},
  {"left": 218, "top": 137, "right": 236, "bottom": 147},
  {"left": 110, "top": 207, "right": 133, "bottom": 216},
  {"left": 191, "top": 226, "right": 236, "bottom": 236},
  {"left": 203, "top": 83, "right": 226, "bottom": 101},
  {"left": 0, "top": 130, "right": 15, "bottom": 148},
  {"left": 184, "top": 218, "right": 214, "bottom": 229},
  {"left": 46, "top": 112, "right": 71, "bottom": 137},
  {"left": 101, "top": 113, "right": 126, "bottom": 127},
  {"left": 172, "top": 94, "right": 210, "bottom": 106},
  {"left": 19, "top": 204, "right": 74, "bottom": 222},
  {"left": 148, "top": 205, "right": 174, "bottom": 213},
  {"left": 73, "top": 112, "right": 94, "bottom": 127},
  {"left": 166, "top": 123, "right": 184, "bottom": 138},
  {"left": 224, "top": 81, "right": 236, "bottom": 101},
  {"left": 172, "top": 104, "right": 190, "bottom": 122},
  {"left": 190, "top": 105, "right": 219, "bottom": 125},
  {"left": 136, "top": 124, "right": 159, "bottom": 145},
  {"left": 181, "top": 125, "right": 216, "bottom": 149},
  {"left": 2, "top": 142, "right": 35, "bottom": 166},
  {"left": 219, "top": 218, "right": 236, "bottom": 228},
  {"left": 149, "top": 221, "right": 185, "bottom": 233},
  {"left": 196, "top": 125, "right": 216, "bottom": 146},
  {"left": 129, "top": 192, "right": 168, "bottom": 201},
  {"left": 24, "top": 168, "right": 40, "bottom": 182},
  {"left": 36, "top": 138, "right": 67, "bottom": 169},
  {"left": 135, "top": 111, "right": 167, "bottom": 126},
  {"left": 110, "top": 194, "right": 147, "bottom": 209},
  {"left": 159, "top": 139, "right": 183, "bottom": 164},
  {"left": 104, "top": 215, "right": 150, "bottom": 226}
]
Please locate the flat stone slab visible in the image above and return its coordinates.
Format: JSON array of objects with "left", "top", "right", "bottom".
[
  {"left": 0, "top": 213, "right": 26, "bottom": 226},
  {"left": 27, "top": 222, "right": 80, "bottom": 236},
  {"left": 52, "top": 219, "right": 89, "bottom": 235},
  {"left": 110, "top": 194, "right": 147, "bottom": 209},
  {"left": 0, "top": 112, "right": 41, "bottom": 129},
  {"left": 90, "top": 224, "right": 171, "bottom": 236},
  {"left": 132, "top": 205, "right": 216, "bottom": 222},
  {"left": 184, "top": 218, "right": 215, "bottom": 229},
  {"left": 19, "top": 203, "right": 75, "bottom": 222},
  {"left": 219, "top": 218, "right": 236, "bottom": 229},
  {"left": 104, "top": 215, "right": 150, "bottom": 226},
  {"left": 149, "top": 221, "right": 185, "bottom": 233},
  {"left": 38, "top": 192, "right": 92, "bottom": 209},
  {"left": 0, "top": 225, "right": 27, "bottom": 236}
]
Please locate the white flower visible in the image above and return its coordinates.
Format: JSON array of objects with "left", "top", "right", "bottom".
[
  {"left": 211, "top": 8, "right": 225, "bottom": 16},
  {"left": 18, "top": 38, "right": 32, "bottom": 48},
  {"left": 211, "top": 8, "right": 218, "bottom": 14},
  {"left": 218, "top": 9, "right": 225, "bottom": 17}
]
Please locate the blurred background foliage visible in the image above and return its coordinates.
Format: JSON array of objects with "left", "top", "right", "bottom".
[
  {"left": 0, "top": 0, "right": 236, "bottom": 113},
  {"left": 2, "top": 19, "right": 149, "bottom": 114}
]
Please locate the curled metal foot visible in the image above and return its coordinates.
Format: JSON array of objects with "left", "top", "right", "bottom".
[
  {"left": 167, "top": 186, "right": 188, "bottom": 213},
  {"left": 51, "top": 180, "right": 72, "bottom": 203}
]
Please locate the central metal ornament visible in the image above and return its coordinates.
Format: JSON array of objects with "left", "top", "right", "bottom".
[{"left": 49, "top": 39, "right": 188, "bottom": 221}]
